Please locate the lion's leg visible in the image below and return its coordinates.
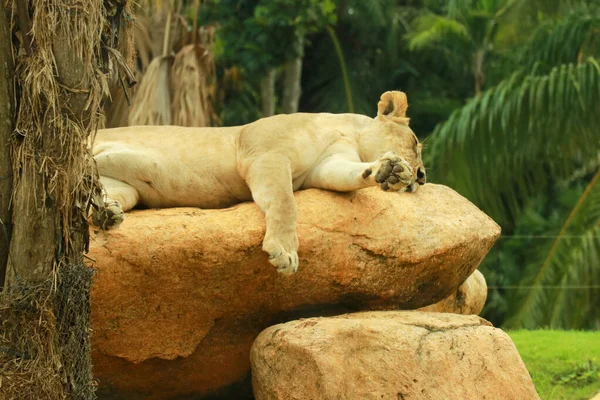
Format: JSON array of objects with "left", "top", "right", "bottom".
[
  {"left": 304, "top": 151, "right": 415, "bottom": 192},
  {"left": 90, "top": 176, "right": 140, "bottom": 230},
  {"left": 99, "top": 176, "right": 140, "bottom": 212},
  {"left": 243, "top": 154, "right": 299, "bottom": 275}
]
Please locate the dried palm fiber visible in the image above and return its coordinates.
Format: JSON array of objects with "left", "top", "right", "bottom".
[
  {"left": 134, "top": 14, "right": 154, "bottom": 72},
  {"left": 1, "top": 0, "right": 132, "bottom": 399},
  {"left": 105, "top": 2, "right": 190, "bottom": 128},
  {"left": 103, "top": 80, "right": 133, "bottom": 128},
  {"left": 128, "top": 6, "right": 175, "bottom": 126},
  {"left": 170, "top": 13, "right": 217, "bottom": 127},
  {"left": 148, "top": 2, "right": 185, "bottom": 57},
  {"left": 103, "top": 13, "right": 150, "bottom": 128},
  {"left": 0, "top": 266, "right": 96, "bottom": 399},
  {"left": 100, "top": 1, "right": 138, "bottom": 130}
]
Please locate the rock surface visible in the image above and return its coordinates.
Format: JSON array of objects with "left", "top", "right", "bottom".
[
  {"left": 89, "top": 184, "right": 500, "bottom": 399},
  {"left": 251, "top": 311, "right": 540, "bottom": 400},
  {"left": 418, "top": 269, "right": 487, "bottom": 315}
]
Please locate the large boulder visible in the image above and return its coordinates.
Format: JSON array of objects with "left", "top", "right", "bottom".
[
  {"left": 418, "top": 269, "right": 488, "bottom": 315},
  {"left": 251, "top": 311, "right": 540, "bottom": 400},
  {"left": 89, "top": 184, "right": 500, "bottom": 399}
]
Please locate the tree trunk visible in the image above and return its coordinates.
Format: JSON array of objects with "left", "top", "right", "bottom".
[
  {"left": 5, "top": 14, "right": 99, "bottom": 287},
  {"left": 4, "top": 180, "right": 57, "bottom": 285},
  {"left": 1, "top": 2, "right": 133, "bottom": 398},
  {"left": 261, "top": 69, "right": 276, "bottom": 117},
  {"left": 282, "top": 35, "right": 304, "bottom": 114},
  {"left": 473, "top": 49, "right": 485, "bottom": 97},
  {"left": 0, "top": 6, "right": 13, "bottom": 290}
]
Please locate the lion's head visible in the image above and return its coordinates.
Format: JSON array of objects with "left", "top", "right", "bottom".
[{"left": 359, "top": 91, "right": 426, "bottom": 192}]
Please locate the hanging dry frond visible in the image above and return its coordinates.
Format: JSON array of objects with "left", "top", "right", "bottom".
[
  {"left": 135, "top": 15, "right": 155, "bottom": 72},
  {"left": 103, "top": 82, "right": 133, "bottom": 128},
  {"left": 170, "top": 43, "right": 215, "bottom": 127},
  {"left": 127, "top": 7, "right": 178, "bottom": 126},
  {"left": 128, "top": 55, "right": 172, "bottom": 125}
]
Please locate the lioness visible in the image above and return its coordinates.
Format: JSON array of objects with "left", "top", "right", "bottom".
[{"left": 92, "top": 91, "right": 426, "bottom": 275}]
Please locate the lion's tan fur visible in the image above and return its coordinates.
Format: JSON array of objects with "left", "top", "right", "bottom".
[{"left": 93, "top": 91, "right": 425, "bottom": 274}]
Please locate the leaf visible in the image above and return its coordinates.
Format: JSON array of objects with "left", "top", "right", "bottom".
[
  {"left": 426, "top": 59, "right": 600, "bottom": 229},
  {"left": 505, "top": 168, "right": 600, "bottom": 329},
  {"left": 406, "top": 13, "right": 471, "bottom": 51},
  {"left": 519, "top": 10, "right": 600, "bottom": 75}
]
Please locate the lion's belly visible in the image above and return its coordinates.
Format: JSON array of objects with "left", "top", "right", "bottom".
[
  {"left": 94, "top": 128, "right": 252, "bottom": 210},
  {"left": 139, "top": 168, "right": 253, "bottom": 209}
]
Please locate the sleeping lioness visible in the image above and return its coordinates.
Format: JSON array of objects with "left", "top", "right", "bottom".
[{"left": 92, "top": 91, "right": 426, "bottom": 275}]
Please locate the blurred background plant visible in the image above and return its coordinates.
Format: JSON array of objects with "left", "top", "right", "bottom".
[{"left": 107, "top": 0, "right": 600, "bottom": 330}]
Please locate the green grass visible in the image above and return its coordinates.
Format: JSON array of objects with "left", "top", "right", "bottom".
[{"left": 508, "top": 330, "right": 600, "bottom": 400}]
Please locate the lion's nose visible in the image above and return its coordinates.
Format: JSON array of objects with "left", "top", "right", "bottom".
[{"left": 416, "top": 167, "right": 426, "bottom": 185}]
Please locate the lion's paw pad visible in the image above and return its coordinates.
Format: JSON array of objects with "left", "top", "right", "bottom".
[{"left": 375, "top": 156, "right": 413, "bottom": 191}]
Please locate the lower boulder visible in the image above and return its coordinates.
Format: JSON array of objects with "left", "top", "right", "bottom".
[
  {"left": 251, "top": 311, "right": 540, "bottom": 400},
  {"left": 89, "top": 185, "right": 500, "bottom": 398}
]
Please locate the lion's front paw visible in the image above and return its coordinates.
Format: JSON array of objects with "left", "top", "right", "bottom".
[
  {"left": 263, "top": 238, "right": 299, "bottom": 275},
  {"left": 268, "top": 249, "right": 299, "bottom": 275},
  {"left": 91, "top": 200, "right": 124, "bottom": 230},
  {"left": 373, "top": 152, "right": 414, "bottom": 191}
]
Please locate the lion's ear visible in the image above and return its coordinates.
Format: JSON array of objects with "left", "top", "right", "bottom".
[{"left": 377, "top": 91, "right": 410, "bottom": 125}]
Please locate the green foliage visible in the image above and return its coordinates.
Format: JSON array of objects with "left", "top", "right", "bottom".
[
  {"left": 479, "top": 182, "right": 591, "bottom": 325},
  {"left": 404, "top": 0, "right": 515, "bottom": 97},
  {"left": 425, "top": 5, "right": 600, "bottom": 328},
  {"left": 325, "top": 26, "right": 353, "bottom": 113},
  {"left": 407, "top": 14, "right": 471, "bottom": 51},
  {"left": 505, "top": 170, "right": 600, "bottom": 329},
  {"left": 554, "top": 361, "right": 599, "bottom": 389},
  {"left": 301, "top": 0, "right": 470, "bottom": 131},
  {"left": 202, "top": 0, "right": 336, "bottom": 74},
  {"left": 254, "top": 0, "right": 336, "bottom": 35},
  {"left": 519, "top": 11, "right": 600, "bottom": 75},
  {"left": 509, "top": 330, "right": 600, "bottom": 399},
  {"left": 427, "top": 59, "right": 600, "bottom": 228},
  {"left": 199, "top": 0, "right": 336, "bottom": 125}
]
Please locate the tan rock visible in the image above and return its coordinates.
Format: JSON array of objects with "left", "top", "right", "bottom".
[
  {"left": 251, "top": 311, "right": 540, "bottom": 400},
  {"left": 418, "top": 269, "right": 487, "bottom": 315},
  {"left": 89, "top": 184, "right": 500, "bottom": 399}
]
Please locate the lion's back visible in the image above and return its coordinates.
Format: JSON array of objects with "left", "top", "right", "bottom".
[{"left": 93, "top": 112, "right": 374, "bottom": 208}]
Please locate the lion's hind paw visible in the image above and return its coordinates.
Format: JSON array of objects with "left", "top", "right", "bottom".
[{"left": 91, "top": 200, "right": 124, "bottom": 230}]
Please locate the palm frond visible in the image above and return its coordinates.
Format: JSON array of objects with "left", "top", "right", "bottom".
[
  {"left": 407, "top": 14, "right": 472, "bottom": 51},
  {"left": 516, "top": 0, "right": 597, "bottom": 16},
  {"left": 427, "top": 59, "right": 600, "bottom": 228},
  {"left": 519, "top": 11, "right": 600, "bottom": 75},
  {"left": 446, "top": 0, "right": 472, "bottom": 19},
  {"left": 505, "top": 168, "right": 600, "bottom": 329},
  {"left": 365, "top": 0, "right": 390, "bottom": 26}
]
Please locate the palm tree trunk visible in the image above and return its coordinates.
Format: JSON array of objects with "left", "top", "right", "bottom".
[
  {"left": 282, "top": 35, "right": 304, "bottom": 114},
  {"left": 261, "top": 69, "right": 276, "bottom": 117},
  {"left": 0, "top": 7, "right": 13, "bottom": 290},
  {"left": 5, "top": 27, "right": 93, "bottom": 286},
  {"left": 473, "top": 49, "right": 486, "bottom": 96}
]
